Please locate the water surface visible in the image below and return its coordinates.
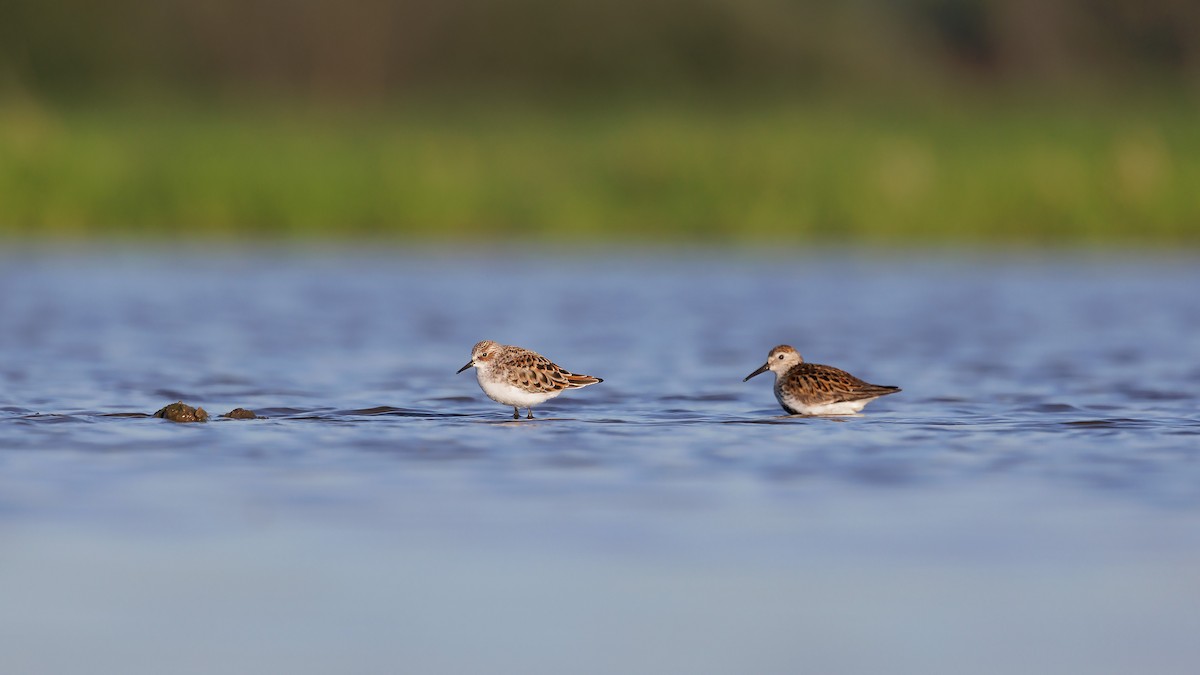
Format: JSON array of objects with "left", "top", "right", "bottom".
[{"left": 2, "top": 248, "right": 1198, "bottom": 674}]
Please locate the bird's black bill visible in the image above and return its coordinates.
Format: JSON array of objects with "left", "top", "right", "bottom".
[
  {"left": 456, "top": 361, "right": 474, "bottom": 374},
  {"left": 743, "top": 363, "right": 770, "bottom": 382}
]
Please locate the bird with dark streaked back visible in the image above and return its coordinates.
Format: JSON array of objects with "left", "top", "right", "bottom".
[
  {"left": 457, "top": 340, "right": 602, "bottom": 419},
  {"left": 744, "top": 345, "right": 899, "bottom": 415}
]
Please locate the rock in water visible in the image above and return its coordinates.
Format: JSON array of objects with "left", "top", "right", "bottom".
[{"left": 153, "top": 401, "right": 209, "bottom": 423}]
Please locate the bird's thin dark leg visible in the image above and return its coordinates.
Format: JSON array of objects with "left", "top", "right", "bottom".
[
  {"left": 513, "top": 407, "right": 519, "bottom": 419},
  {"left": 527, "top": 408, "right": 534, "bottom": 419}
]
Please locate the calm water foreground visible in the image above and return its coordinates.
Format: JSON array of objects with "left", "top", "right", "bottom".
[{"left": 1, "top": 247, "right": 1198, "bottom": 674}]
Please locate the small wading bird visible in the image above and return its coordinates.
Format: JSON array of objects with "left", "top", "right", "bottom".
[
  {"left": 744, "top": 344, "right": 900, "bottom": 415},
  {"left": 457, "top": 340, "right": 603, "bottom": 419}
]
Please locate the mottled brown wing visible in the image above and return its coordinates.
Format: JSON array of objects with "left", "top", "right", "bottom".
[
  {"left": 800, "top": 363, "right": 900, "bottom": 402},
  {"left": 501, "top": 351, "right": 576, "bottom": 394}
]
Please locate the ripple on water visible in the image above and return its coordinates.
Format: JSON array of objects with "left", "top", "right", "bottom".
[
  {"left": 1062, "top": 418, "right": 1155, "bottom": 429},
  {"left": 13, "top": 413, "right": 88, "bottom": 425},
  {"left": 1021, "top": 402, "right": 1081, "bottom": 413}
]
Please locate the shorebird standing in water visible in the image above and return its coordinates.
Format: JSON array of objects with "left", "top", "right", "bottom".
[
  {"left": 457, "top": 340, "right": 602, "bottom": 419},
  {"left": 744, "top": 344, "right": 899, "bottom": 415}
]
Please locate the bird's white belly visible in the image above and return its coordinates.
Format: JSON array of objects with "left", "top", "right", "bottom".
[
  {"left": 478, "top": 375, "right": 560, "bottom": 408},
  {"left": 780, "top": 395, "right": 874, "bottom": 416}
]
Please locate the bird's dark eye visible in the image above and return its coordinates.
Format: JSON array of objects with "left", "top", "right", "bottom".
[{"left": 777, "top": 354, "right": 784, "bottom": 360}]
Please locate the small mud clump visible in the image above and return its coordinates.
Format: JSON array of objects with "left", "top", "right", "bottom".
[
  {"left": 221, "top": 408, "right": 258, "bottom": 420},
  {"left": 153, "top": 401, "right": 209, "bottom": 423}
]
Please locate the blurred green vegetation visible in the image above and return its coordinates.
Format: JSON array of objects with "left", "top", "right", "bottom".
[
  {"left": 2, "top": 0, "right": 1198, "bottom": 244},
  {"left": 3, "top": 96, "right": 1196, "bottom": 245}
]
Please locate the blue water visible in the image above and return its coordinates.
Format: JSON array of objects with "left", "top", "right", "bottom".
[{"left": 2, "top": 248, "right": 1199, "bottom": 674}]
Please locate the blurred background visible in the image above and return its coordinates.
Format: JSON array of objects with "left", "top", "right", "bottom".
[
  {"left": 2, "top": 0, "right": 1197, "bottom": 245},
  {"left": 5, "top": 5, "right": 1200, "bottom": 673}
]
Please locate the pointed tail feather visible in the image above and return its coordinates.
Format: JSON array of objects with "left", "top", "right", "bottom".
[{"left": 564, "top": 374, "right": 602, "bottom": 388}]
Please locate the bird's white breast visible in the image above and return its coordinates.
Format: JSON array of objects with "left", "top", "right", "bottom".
[
  {"left": 477, "top": 372, "right": 561, "bottom": 407},
  {"left": 773, "top": 369, "right": 875, "bottom": 415},
  {"left": 779, "top": 396, "right": 874, "bottom": 416}
]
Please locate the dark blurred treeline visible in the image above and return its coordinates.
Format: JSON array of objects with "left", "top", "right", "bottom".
[{"left": 3, "top": 0, "right": 1198, "bottom": 100}]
